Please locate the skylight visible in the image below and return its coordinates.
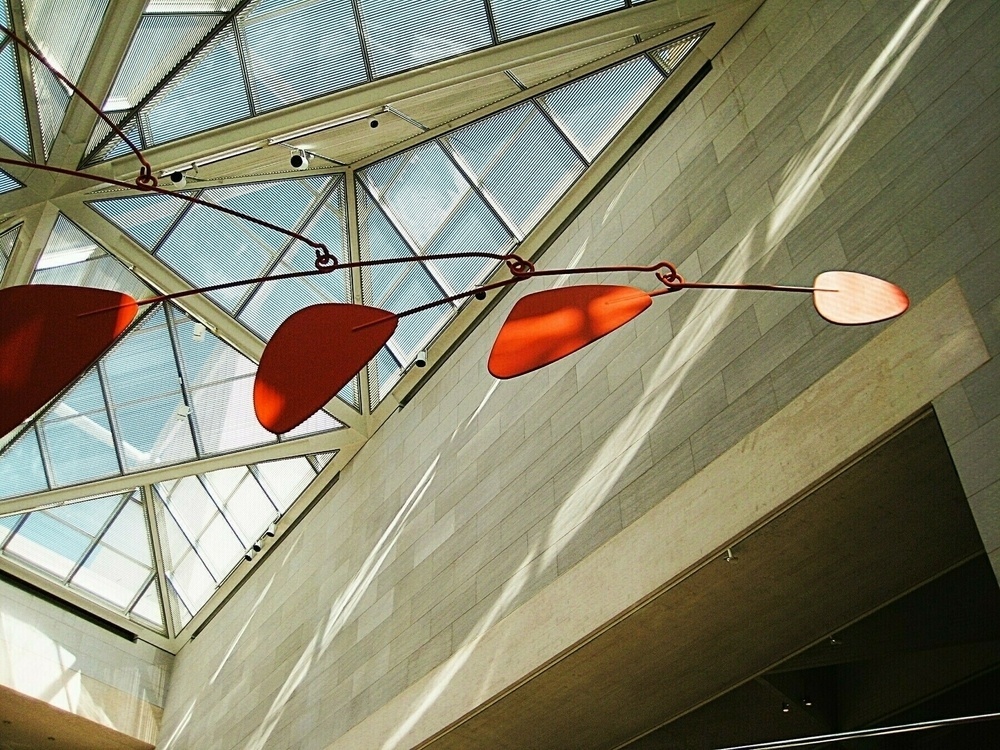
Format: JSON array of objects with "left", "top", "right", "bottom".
[
  {"left": 84, "top": 0, "right": 644, "bottom": 162},
  {"left": 0, "top": 6, "right": 713, "bottom": 645}
]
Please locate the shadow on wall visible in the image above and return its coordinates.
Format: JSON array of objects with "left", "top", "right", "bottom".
[{"left": 158, "top": 0, "right": 954, "bottom": 746}]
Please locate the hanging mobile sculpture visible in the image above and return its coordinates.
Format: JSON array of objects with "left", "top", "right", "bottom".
[{"left": 0, "top": 25, "right": 908, "bottom": 438}]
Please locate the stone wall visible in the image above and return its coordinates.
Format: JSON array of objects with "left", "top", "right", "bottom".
[{"left": 0, "top": 578, "right": 171, "bottom": 745}]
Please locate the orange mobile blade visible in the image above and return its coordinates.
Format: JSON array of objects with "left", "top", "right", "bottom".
[
  {"left": 255, "top": 303, "right": 398, "bottom": 434},
  {"left": 0, "top": 285, "right": 138, "bottom": 438},
  {"left": 489, "top": 285, "right": 651, "bottom": 379},
  {"left": 813, "top": 271, "right": 909, "bottom": 325}
]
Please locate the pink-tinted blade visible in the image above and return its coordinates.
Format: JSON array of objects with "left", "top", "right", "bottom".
[
  {"left": 255, "top": 303, "right": 398, "bottom": 434},
  {"left": 813, "top": 271, "right": 909, "bottom": 325},
  {"left": 489, "top": 285, "right": 651, "bottom": 379},
  {"left": 0, "top": 285, "right": 138, "bottom": 438}
]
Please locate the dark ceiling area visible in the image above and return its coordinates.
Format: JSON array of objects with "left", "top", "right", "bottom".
[{"left": 418, "top": 410, "right": 997, "bottom": 750}]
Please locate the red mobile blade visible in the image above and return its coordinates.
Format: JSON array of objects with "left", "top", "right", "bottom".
[
  {"left": 0, "top": 285, "right": 138, "bottom": 438},
  {"left": 813, "top": 271, "right": 909, "bottom": 325},
  {"left": 489, "top": 285, "right": 651, "bottom": 379},
  {"left": 255, "top": 303, "right": 398, "bottom": 434}
]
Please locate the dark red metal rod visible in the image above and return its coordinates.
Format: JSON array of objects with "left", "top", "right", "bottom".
[{"left": 0, "top": 156, "right": 333, "bottom": 262}]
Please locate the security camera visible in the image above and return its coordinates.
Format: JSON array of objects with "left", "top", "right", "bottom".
[
  {"left": 169, "top": 171, "right": 186, "bottom": 188},
  {"left": 290, "top": 149, "right": 309, "bottom": 170},
  {"left": 415, "top": 350, "right": 428, "bottom": 368}
]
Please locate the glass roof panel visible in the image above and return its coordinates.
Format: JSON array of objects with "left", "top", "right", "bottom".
[
  {"left": 151, "top": 177, "right": 330, "bottom": 311},
  {"left": 241, "top": 0, "right": 367, "bottom": 113},
  {"left": 253, "top": 455, "right": 317, "bottom": 512},
  {"left": 0, "top": 430, "right": 47, "bottom": 500},
  {"left": 356, "top": 185, "right": 450, "bottom": 362},
  {"left": 4, "top": 511, "right": 92, "bottom": 578},
  {"left": 0, "top": 166, "right": 19, "bottom": 194},
  {"left": 540, "top": 53, "right": 663, "bottom": 162},
  {"left": 32, "top": 215, "right": 154, "bottom": 299},
  {"left": 131, "top": 579, "right": 165, "bottom": 630},
  {"left": 22, "top": 0, "right": 108, "bottom": 83},
  {"left": 236, "top": 176, "right": 349, "bottom": 337},
  {"left": 203, "top": 466, "right": 276, "bottom": 542},
  {"left": 445, "top": 101, "right": 586, "bottom": 232},
  {"left": 28, "top": 57, "right": 66, "bottom": 159},
  {"left": 0, "top": 39, "right": 31, "bottom": 157},
  {"left": 141, "top": 24, "right": 251, "bottom": 145},
  {"left": 0, "top": 513, "right": 20, "bottom": 545},
  {"left": 490, "top": 0, "right": 623, "bottom": 42},
  {"left": 0, "top": 223, "right": 21, "bottom": 278},
  {"left": 651, "top": 27, "right": 707, "bottom": 74},
  {"left": 356, "top": 0, "right": 492, "bottom": 78},
  {"left": 88, "top": 190, "right": 190, "bottom": 250},
  {"left": 73, "top": 543, "right": 151, "bottom": 609},
  {"left": 39, "top": 409, "right": 121, "bottom": 485},
  {"left": 105, "top": 11, "right": 224, "bottom": 111}
]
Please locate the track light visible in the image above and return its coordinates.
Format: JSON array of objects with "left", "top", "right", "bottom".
[
  {"left": 265, "top": 522, "right": 276, "bottom": 537},
  {"left": 782, "top": 702, "right": 790, "bottom": 713},
  {"left": 290, "top": 149, "right": 309, "bottom": 170},
  {"left": 244, "top": 548, "right": 256, "bottom": 561},
  {"left": 415, "top": 350, "right": 428, "bottom": 368},
  {"left": 724, "top": 547, "right": 737, "bottom": 563},
  {"left": 803, "top": 696, "right": 813, "bottom": 707},
  {"left": 168, "top": 171, "right": 187, "bottom": 188}
]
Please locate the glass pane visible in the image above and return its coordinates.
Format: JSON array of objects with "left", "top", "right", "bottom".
[
  {"left": 47, "top": 494, "right": 120, "bottom": 536},
  {"left": 541, "top": 54, "right": 663, "bottom": 161},
  {"left": 0, "top": 168, "right": 18, "bottom": 195},
  {"left": 490, "top": 0, "right": 623, "bottom": 42},
  {"left": 114, "top": 395, "right": 198, "bottom": 471},
  {"left": 0, "top": 514, "right": 22, "bottom": 546},
  {"left": 143, "top": 26, "right": 251, "bottom": 145},
  {"left": 242, "top": 0, "right": 368, "bottom": 112},
  {"left": 131, "top": 580, "right": 165, "bottom": 630},
  {"left": 30, "top": 56, "right": 69, "bottom": 159},
  {"left": 255, "top": 457, "right": 315, "bottom": 512},
  {"left": 0, "top": 429, "right": 49, "bottom": 500},
  {"left": 5, "top": 513, "right": 89, "bottom": 578},
  {"left": 190, "top": 377, "right": 276, "bottom": 454},
  {"left": 32, "top": 216, "right": 152, "bottom": 299},
  {"left": 281, "top": 406, "right": 344, "bottom": 439},
  {"left": 39, "top": 411, "right": 120, "bottom": 486},
  {"left": 100, "top": 496, "right": 153, "bottom": 566},
  {"left": 204, "top": 467, "right": 275, "bottom": 542},
  {"left": 379, "top": 143, "right": 469, "bottom": 247},
  {"left": 73, "top": 544, "right": 150, "bottom": 609},
  {"left": 447, "top": 102, "right": 585, "bottom": 232},
  {"left": 106, "top": 12, "right": 223, "bottom": 110},
  {"left": 358, "top": 0, "right": 492, "bottom": 78},
  {"left": 88, "top": 192, "right": 189, "bottom": 250},
  {"left": 0, "top": 42, "right": 31, "bottom": 156}
]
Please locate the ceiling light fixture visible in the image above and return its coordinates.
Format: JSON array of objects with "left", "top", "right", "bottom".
[
  {"left": 0, "top": 24, "right": 912, "bottom": 440},
  {"left": 168, "top": 170, "right": 187, "bottom": 188},
  {"left": 290, "top": 149, "right": 310, "bottom": 170}
]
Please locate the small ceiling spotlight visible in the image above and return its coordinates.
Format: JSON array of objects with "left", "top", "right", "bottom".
[
  {"left": 370, "top": 118, "right": 379, "bottom": 128},
  {"left": 475, "top": 289, "right": 487, "bottom": 300},
  {"left": 244, "top": 548, "right": 256, "bottom": 562},
  {"left": 290, "top": 149, "right": 309, "bottom": 170},
  {"left": 829, "top": 636, "right": 842, "bottom": 647},
  {"left": 415, "top": 349, "right": 428, "bottom": 368},
  {"left": 724, "top": 547, "right": 737, "bottom": 563},
  {"left": 266, "top": 522, "right": 276, "bottom": 537},
  {"left": 781, "top": 702, "right": 790, "bottom": 713},
  {"left": 168, "top": 170, "right": 187, "bottom": 188},
  {"left": 803, "top": 696, "right": 813, "bottom": 707}
]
